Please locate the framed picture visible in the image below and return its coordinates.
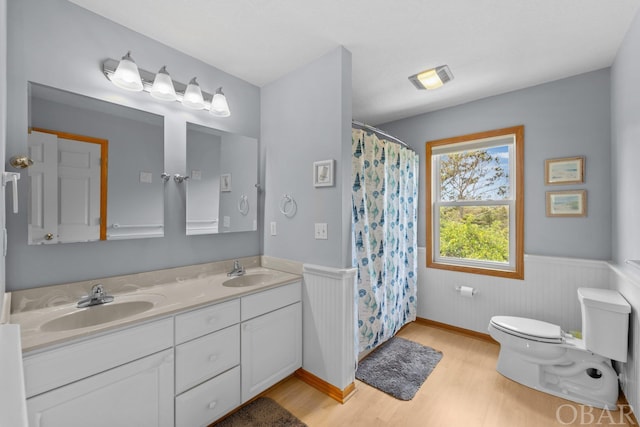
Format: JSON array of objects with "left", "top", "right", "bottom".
[
  {"left": 313, "top": 160, "right": 334, "bottom": 187},
  {"left": 220, "top": 173, "right": 231, "bottom": 192},
  {"left": 546, "top": 190, "right": 587, "bottom": 217},
  {"left": 545, "top": 156, "right": 584, "bottom": 185}
]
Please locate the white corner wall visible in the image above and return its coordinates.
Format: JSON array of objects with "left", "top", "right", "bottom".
[{"left": 260, "top": 46, "right": 352, "bottom": 269}]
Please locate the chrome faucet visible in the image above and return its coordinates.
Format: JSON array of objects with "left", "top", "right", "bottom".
[
  {"left": 227, "top": 260, "right": 245, "bottom": 277},
  {"left": 77, "top": 284, "right": 115, "bottom": 308}
]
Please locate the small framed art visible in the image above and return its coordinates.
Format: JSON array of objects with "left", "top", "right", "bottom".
[
  {"left": 313, "top": 160, "right": 334, "bottom": 187},
  {"left": 546, "top": 190, "right": 587, "bottom": 217},
  {"left": 545, "top": 156, "right": 584, "bottom": 185}
]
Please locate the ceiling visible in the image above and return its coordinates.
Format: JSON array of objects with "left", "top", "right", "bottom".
[{"left": 69, "top": 0, "right": 640, "bottom": 125}]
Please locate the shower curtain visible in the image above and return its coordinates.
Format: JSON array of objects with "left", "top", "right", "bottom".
[{"left": 352, "top": 127, "right": 419, "bottom": 353}]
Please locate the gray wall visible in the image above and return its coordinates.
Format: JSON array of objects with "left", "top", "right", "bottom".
[
  {"left": 261, "top": 47, "right": 352, "bottom": 268},
  {"left": 379, "top": 68, "right": 612, "bottom": 260},
  {"left": 611, "top": 7, "right": 640, "bottom": 413},
  {"left": 6, "top": 0, "right": 260, "bottom": 290},
  {"left": 612, "top": 12, "right": 640, "bottom": 267}
]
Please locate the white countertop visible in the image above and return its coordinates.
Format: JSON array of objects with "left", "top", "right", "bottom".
[{"left": 10, "top": 266, "right": 301, "bottom": 353}]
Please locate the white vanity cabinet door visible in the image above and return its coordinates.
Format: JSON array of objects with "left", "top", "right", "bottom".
[
  {"left": 241, "top": 302, "right": 302, "bottom": 402},
  {"left": 27, "top": 349, "right": 174, "bottom": 427}
]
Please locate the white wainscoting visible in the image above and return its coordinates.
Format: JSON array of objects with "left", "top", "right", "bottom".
[
  {"left": 417, "top": 248, "right": 612, "bottom": 334},
  {"left": 302, "top": 263, "right": 357, "bottom": 391},
  {"left": 610, "top": 263, "right": 640, "bottom": 414}
]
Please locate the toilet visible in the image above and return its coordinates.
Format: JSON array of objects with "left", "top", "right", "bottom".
[{"left": 488, "top": 288, "right": 631, "bottom": 408}]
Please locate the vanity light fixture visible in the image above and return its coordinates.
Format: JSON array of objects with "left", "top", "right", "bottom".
[
  {"left": 103, "top": 52, "right": 231, "bottom": 116},
  {"left": 408, "top": 65, "right": 454, "bottom": 90},
  {"left": 210, "top": 87, "right": 231, "bottom": 117},
  {"left": 182, "top": 77, "right": 206, "bottom": 110},
  {"left": 111, "top": 51, "right": 144, "bottom": 92},
  {"left": 150, "top": 66, "right": 177, "bottom": 101}
]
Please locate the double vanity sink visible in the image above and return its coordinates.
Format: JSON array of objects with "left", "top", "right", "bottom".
[
  {"left": 35, "top": 273, "right": 276, "bottom": 334},
  {"left": 11, "top": 263, "right": 301, "bottom": 352}
]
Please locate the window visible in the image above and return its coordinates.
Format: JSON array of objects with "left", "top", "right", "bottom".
[{"left": 426, "top": 126, "right": 524, "bottom": 279}]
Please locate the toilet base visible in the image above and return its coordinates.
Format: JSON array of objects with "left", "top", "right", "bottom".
[{"left": 496, "top": 347, "right": 620, "bottom": 409}]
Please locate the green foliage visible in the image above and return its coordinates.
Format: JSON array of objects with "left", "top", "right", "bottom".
[
  {"left": 437, "top": 147, "right": 510, "bottom": 263},
  {"left": 439, "top": 206, "right": 509, "bottom": 262}
]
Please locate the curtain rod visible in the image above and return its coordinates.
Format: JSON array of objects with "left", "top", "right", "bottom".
[{"left": 352, "top": 120, "right": 414, "bottom": 152}]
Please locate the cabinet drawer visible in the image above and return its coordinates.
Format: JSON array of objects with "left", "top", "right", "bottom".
[
  {"left": 175, "top": 299, "right": 239, "bottom": 344},
  {"left": 23, "top": 318, "right": 173, "bottom": 398},
  {"left": 175, "top": 325, "right": 239, "bottom": 394},
  {"left": 241, "top": 281, "right": 301, "bottom": 321},
  {"left": 175, "top": 366, "right": 240, "bottom": 427}
]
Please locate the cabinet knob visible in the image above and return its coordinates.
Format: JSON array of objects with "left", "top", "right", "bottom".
[
  {"left": 209, "top": 354, "right": 218, "bottom": 362},
  {"left": 208, "top": 401, "right": 217, "bottom": 410},
  {"left": 44, "top": 233, "right": 54, "bottom": 241}
]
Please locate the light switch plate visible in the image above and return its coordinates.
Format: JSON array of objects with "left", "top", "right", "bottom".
[
  {"left": 314, "top": 223, "right": 328, "bottom": 240},
  {"left": 270, "top": 222, "right": 277, "bottom": 236},
  {"left": 223, "top": 216, "right": 230, "bottom": 228}
]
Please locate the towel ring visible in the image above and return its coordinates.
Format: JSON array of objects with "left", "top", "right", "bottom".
[
  {"left": 279, "top": 194, "right": 297, "bottom": 218},
  {"left": 238, "top": 195, "right": 249, "bottom": 216}
]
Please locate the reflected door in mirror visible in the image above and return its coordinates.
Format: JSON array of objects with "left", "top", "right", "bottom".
[{"left": 28, "top": 130, "right": 107, "bottom": 244}]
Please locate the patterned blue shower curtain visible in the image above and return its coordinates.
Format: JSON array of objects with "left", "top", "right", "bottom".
[{"left": 352, "top": 128, "right": 419, "bottom": 353}]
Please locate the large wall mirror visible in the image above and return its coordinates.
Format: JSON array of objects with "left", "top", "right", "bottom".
[
  {"left": 186, "top": 122, "right": 258, "bottom": 235},
  {"left": 27, "top": 82, "right": 165, "bottom": 245}
]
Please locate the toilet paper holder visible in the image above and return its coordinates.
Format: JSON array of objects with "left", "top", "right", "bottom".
[{"left": 455, "top": 285, "right": 477, "bottom": 296}]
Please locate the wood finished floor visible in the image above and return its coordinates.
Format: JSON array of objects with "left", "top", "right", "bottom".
[{"left": 264, "top": 322, "right": 637, "bottom": 427}]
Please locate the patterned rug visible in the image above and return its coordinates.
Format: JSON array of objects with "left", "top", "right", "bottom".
[
  {"left": 212, "top": 397, "right": 306, "bottom": 427},
  {"left": 356, "top": 336, "right": 443, "bottom": 400}
]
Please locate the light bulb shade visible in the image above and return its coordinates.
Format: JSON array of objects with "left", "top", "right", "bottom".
[
  {"left": 182, "top": 77, "right": 205, "bottom": 110},
  {"left": 150, "top": 66, "right": 177, "bottom": 101},
  {"left": 111, "top": 51, "right": 143, "bottom": 91},
  {"left": 210, "top": 87, "right": 231, "bottom": 117}
]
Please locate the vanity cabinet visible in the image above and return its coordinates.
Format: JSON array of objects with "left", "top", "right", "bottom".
[
  {"left": 240, "top": 282, "right": 302, "bottom": 403},
  {"left": 21, "top": 280, "right": 302, "bottom": 427},
  {"left": 24, "top": 318, "right": 174, "bottom": 427}
]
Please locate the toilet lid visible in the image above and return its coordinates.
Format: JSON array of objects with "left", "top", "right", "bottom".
[{"left": 490, "top": 316, "right": 564, "bottom": 343}]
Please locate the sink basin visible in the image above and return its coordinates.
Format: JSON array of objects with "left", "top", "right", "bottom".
[
  {"left": 222, "top": 273, "right": 273, "bottom": 288},
  {"left": 40, "top": 295, "right": 163, "bottom": 332}
]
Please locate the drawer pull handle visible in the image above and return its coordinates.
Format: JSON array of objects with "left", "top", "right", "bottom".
[
  {"left": 208, "top": 401, "right": 217, "bottom": 410},
  {"left": 209, "top": 354, "right": 218, "bottom": 362},
  {"left": 207, "top": 316, "right": 218, "bottom": 324}
]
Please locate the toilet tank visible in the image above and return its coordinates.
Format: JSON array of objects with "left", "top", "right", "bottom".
[{"left": 578, "top": 288, "right": 631, "bottom": 362}]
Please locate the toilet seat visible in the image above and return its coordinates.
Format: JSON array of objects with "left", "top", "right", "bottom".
[{"left": 490, "top": 316, "right": 564, "bottom": 344}]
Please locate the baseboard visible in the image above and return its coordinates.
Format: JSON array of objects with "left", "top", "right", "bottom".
[
  {"left": 415, "top": 317, "right": 497, "bottom": 344},
  {"left": 294, "top": 369, "right": 356, "bottom": 404}
]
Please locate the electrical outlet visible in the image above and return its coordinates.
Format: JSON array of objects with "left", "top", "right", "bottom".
[
  {"left": 191, "top": 170, "right": 202, "bottom": 180},
  {"left": 314, "top": 223, "right": 328, "bottom": 240},
  {"left": 270, "top": 222, "right": 277, "bottom": 236}
]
